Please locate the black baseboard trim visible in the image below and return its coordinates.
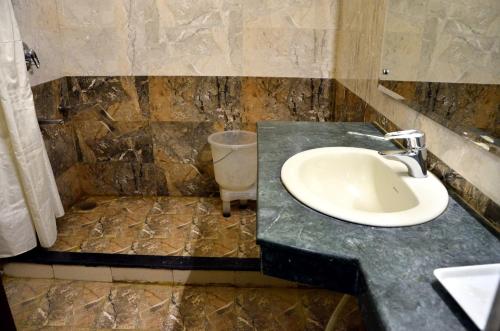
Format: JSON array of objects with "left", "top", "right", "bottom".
[{"left": 3, "top": 248, "right": 261, "bottom": 271}]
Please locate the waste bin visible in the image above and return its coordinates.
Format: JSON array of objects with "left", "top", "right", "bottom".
[{"left": 208, "top": 130, "right": 257, "bottom": 216}]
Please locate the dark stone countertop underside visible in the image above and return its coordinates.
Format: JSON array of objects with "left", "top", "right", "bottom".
[{"left": 257, "top": 122, "right": 500, "bottom": 331}]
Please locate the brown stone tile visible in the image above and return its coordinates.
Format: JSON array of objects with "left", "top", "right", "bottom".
[
  {"left": 67, "top": 77, "right": 148, "bottom": 121},
  {"left": 241, "top": 77, "right": 333, "bottom": 123},
  {"left": 165, "top": 286, "right": 207, "bottom": 330},
  {"left": 155, "top": 196, "right": 200, "bottom": 215},
  {"left": 139, "top": 284, "right": 173, "bottom": 329},
  {"left": 196, "top": 197, "right": 223, "bottom": 216},
  {"left": 32, "top": 78, "right": 65, "bottom": 120},
  {"left": 80, "top": 162, "right": 158, "bottom": 196},
  {"left": 205, "top": 287, "right": 237, "bottom": 330},
  {"left": 151, "top": 121, "right": 195, "bottom": 164},
  {"left": 45, "top": 280, "right": 82, "bottom": 327},
  {"left": 74, "top": 120, "right": 154, "bottom": 163},
  {"left": 188, "top": 214, "right": 240, "bottom": 257},
  {"left": 96, "top": 284, "right": 143, "bottom": 329},
  {"left": 3, "top": 277, "right": 52, "bottom": 307},
  {"left": 235, "top": 288, "right": 306, "bottom": 330},
  {"left": 41, "top": 123, "right": 78, "bottom": 177},
  {"left": 72, "top": 282, "right": 110, "bottom": 328},
  {"left": 55, "top": 164, "right": 83, "bottom": 210},
  {"left": 334, "top": 81, "right": 370, "bottom": 122},
  {"left": 149, "top": 76, "right": 242, "bottom": 127},
  {"left": 140, "top": 213, "right": 192, "bottom": 239},
  {"left": 300, "top": 289, "right": 343, "bottom": 331},
  {"left": 5, "top": 278, "right": 362, "bottom": 331},
  {"left": 156, "top": 161, "right": 218, "bottom": 196},
  {"left": 131, "top": 238, "right": 187, "bottom": 256},
  {"left": 50, "top": 235, "right": 86, "bottom": 252}
]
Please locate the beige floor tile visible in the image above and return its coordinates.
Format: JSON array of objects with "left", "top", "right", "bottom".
[
  {"left": 3, "top": 263, "right": 54, "bottom": 279},
  {"left": 111, "top": 267, "right": 173, "bottom": 283},
  {"left": 49, "top": 195, "right": 260, "bottom": 259},
  {"left": 53, "top": 265, "right": 112, "bottom": 282}
]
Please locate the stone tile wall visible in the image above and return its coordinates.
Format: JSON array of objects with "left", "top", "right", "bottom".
[
  {"left": 34, "top": 76, "right": 335, "bottom": 208},
  {"left": 13, "top": 0, "right": 338, "bottom": 85}
]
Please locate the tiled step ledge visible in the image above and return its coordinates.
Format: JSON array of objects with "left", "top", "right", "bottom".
[{"left": 2, "top": 263, "right": 296, "bottom": 287}]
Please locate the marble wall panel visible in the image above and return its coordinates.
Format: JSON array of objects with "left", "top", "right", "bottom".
[
  {"left": 12, "top": 0, "right": 63, "bottom": 86},
  {"left": 130, "top": 0, "right": 243, "bottom": 76},
  {"left": 40, "top": 124, "right": 78, "bottom": 178},
  {"left": 79, "top": 162, "right": 159, "bottom": 196},
  {"left": 74, "top": 121, "right": 154, "bottom": 163},
  {"left": 66, "top": 77, "right": 148, "bottom": 121},
  {"left": 13, "top": 0, "right": 337, "bottom": 83},
  {"left": 242, "top": 28, "right": 335, "bottom": 78},
  {"left": 31, "top": 79, "right": 65, "bottom": 120},
  {"left": 149, "top": 76, "right": 242, "bottom": 126},
  {"left": 241, "top": 77, "right": 334, "bottom": 122},
  {"left": 242, "top": 0, "right": 338, "bottom": 29},
  {"left": 55, "top": 164, "right": 83, "bottom": 210}
]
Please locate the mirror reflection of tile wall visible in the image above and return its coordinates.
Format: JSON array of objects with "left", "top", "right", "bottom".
[{"left": 378, "top": 0, "right": 499, "bottom": 155}]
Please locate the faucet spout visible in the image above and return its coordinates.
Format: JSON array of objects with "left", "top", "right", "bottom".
[
  {"left": 378, "top": 130, "right": 428, "bottom": 178},
  {"left": 378, "top": 150, "right": 427, "bottom": 178}
]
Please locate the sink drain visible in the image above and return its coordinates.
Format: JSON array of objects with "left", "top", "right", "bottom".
[{"left": 76, "top": 200, "right": 97, "bottom": 211}]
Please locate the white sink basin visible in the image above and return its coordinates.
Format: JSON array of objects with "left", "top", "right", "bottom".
[{"left": 281, "top": 147, "right": 448, "bottom": 227}]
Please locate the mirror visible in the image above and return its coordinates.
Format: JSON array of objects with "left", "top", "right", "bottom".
[{"left": 378, "top": 0, "right": 499, "bottom": 156}]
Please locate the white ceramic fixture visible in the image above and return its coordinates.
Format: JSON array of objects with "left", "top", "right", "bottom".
[
  {"left": 281, "top": 147, "right": 448, "bottom": 227},
  {"left": 434, "top": 264, "right": 500, "bottom": 330}
]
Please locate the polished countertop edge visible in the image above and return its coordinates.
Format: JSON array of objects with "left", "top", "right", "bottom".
[{"left": 256, "top": 121, "right": 500, "bottom": 331}]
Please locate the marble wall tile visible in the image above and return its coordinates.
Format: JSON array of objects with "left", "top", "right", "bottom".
[
  {"left": 57, "top": 0, "right": 131, "bottom": 76},
  {"left": 40, "top": 123, "right": 78, "bottom": 177},
  {"left": 333, "top": 81, "right": 370, "bottom": 122},
  {"left": 152, "top": 121, "right": 219, "bottom": 196},
  {"left": 32, "top": 79, "right": 65, "bottom": 120},
  {"left": 14, "top": 0, "right": 337, "bottom": 81},
  {"left": 66, "top": 77, "right": 148, "bottom": 121},
  {"left": 129, "top": 0, "right": 243, "bottom": 76},
  {"left": 55, "top": 164, "right": 83, "bottom": 209},
  {"left": 149, "top": 76, "right": 242, "bottom": 126},
  {"left": 241, "top": 77, "right": 334, "bottom": 122},
  {"left": 242, "top": 28, "right": 335, "bottom": 78},
  {"left": 74, "top": 121, "right": 154, "bottom": 163},
  {"left": 12, "top": 0, "right": 63, "bottom": 86},
  {"left": 243, "top": 0, "right": 338, "bottom": 29},
  {"left": 80, "top": 162, "right": 159, "bottom": 196}
]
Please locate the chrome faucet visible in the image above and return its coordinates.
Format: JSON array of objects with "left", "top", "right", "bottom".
[{"left": 378, "top": 130, "right": 427, "bottom": 178}]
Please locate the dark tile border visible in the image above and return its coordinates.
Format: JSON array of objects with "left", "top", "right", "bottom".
[{"left": 3, "top": 248, "right": 261, "bottom": 271}]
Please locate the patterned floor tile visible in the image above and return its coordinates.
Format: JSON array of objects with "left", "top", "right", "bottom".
[
  {"left": 4, "top": 277, "right": 365, "bottom": 331},
  {"left": 50, "top": 196, "right": 260, "bottom": 258}
]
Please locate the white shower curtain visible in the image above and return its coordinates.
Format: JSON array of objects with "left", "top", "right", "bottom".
[{"left": 0, "top": 0, "right": 64, "bottom": 257}]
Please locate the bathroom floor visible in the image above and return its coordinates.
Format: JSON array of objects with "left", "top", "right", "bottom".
[
  {"left": 3, "top": 276, "right": 364, "bottom": 330},
  {"left": 50, "top": 196, "right": 259, "bottom": 258}
]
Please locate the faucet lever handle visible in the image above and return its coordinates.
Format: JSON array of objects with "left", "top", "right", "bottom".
[{"left": 384, "top": 129, "right": 425, "bottom": 149}]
